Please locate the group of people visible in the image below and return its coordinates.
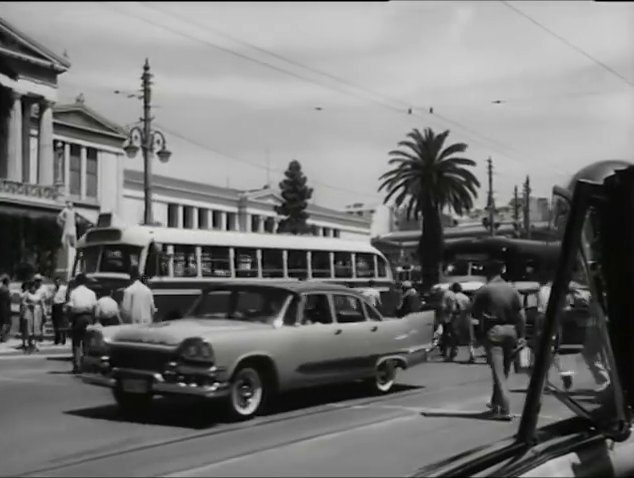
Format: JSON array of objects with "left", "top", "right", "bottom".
[
  {"left": 0, "top": 265, "right": 156, "bottom": 373},
  {"left": 439, "top": 260, "right": 612, "bottom": 421},
  {"left": 67, "top": 265, "right": 156, "bottom": 373},
  {"left": 0, "top": 274, "right": 57, "bottom": 351}
]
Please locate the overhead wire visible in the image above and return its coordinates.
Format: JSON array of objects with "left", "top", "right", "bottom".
[
  {"left": 500, "top": 1, "right": 634, "bottom": 88},
  {"left": 142, "top": 2, "right": 532, "bottom": 158},
  {"left": 101, "top": 1, "right": 539, "bottom": 169},
  {"left": 101, "top": 1, "right": 573, "bottom": 194},
  {"left": 154, "top": 122, "right": 381, "bottom": 199}
]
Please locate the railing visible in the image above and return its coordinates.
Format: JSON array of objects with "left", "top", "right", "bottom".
[{"left": 0, "top": 178, "right": 61, "bottom": 201}]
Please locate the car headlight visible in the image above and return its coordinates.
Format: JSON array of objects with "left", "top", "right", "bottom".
[
  {"left": 85, "top": 330, "right": 109, "bottom": 357},
  {"left": 178, "top": 338, "right": 214, "bottom": 365}
]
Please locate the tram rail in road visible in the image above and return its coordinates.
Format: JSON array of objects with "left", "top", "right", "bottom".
[{"left": 17, "top": 374, "right": 493, "bottom": 477}]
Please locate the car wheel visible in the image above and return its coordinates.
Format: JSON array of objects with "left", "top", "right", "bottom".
[
  {"left": 113, "top": 388, "right": 152, "bottom": 416},
  {"left": 369, "top": 360, "right": 398, "bottom": 394},
  {"left": 228, "top": 366, "right": 266, "bottom": 420}
]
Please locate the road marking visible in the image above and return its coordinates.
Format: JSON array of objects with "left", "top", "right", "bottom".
[{"left": 162, "top": 415, "right": 415, "bottom": 477}]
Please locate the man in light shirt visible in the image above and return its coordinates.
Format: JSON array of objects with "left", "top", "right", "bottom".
[
  {"left": 51, "top": 277, "right": 68, "bottom": 345},
  {"left": 95, "top": 290, "right": 121, "bottom": 327},
  {"left": 121, "top": 266, "right": 156, "bottom": 325},
  {"left": 361, "top": 280, "right": 382, "bottom": 310},
  {"left": 67, "top": 273, "right": 97, "bottom": 373}
]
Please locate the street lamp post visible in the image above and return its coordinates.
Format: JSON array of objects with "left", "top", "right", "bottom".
[{"left": 123, "top": 59, "right": 171, "bottom": 225}]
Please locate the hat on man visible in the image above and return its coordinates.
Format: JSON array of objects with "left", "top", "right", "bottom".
[
  {"left": 402, "top": 281, "right": 413, "bottom": 289},
  {"left": 33, "top": 273, "right": 44, "bottom": 281}
]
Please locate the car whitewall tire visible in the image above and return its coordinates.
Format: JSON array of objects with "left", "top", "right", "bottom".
[
  {"left": 228, "top": 366, "right": 265, "bottom": 419},
  {"left": 373, "top": 360, "right": 397, "bottom": 394}
]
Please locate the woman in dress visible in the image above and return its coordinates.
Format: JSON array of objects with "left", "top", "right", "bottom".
[{"left": 22, "top": 281, "right": 44, "bottom": 353}]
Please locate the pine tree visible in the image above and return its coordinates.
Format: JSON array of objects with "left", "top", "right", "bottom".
[{"left": 275, "top": 160, "right": 313, "bottom": 235}]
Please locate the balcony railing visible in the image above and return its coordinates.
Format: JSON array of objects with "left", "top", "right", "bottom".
[{"left": 0, "top": 178, "right": 61, "bottom": 201}]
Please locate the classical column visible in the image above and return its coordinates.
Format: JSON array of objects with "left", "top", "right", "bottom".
[
  {"left": 258, "top": 216, "right": 265, "bottom": 233},
  {"left": 80, "top": 146, "right": 87, "bottom": 198},
  {"left": 21, "top": 97, "right": 32, "bottom": 183},
  {"left": 63, "top": 143, "right": 70, "bottom": 191},
  {"left": 191, "top": 207, "right": 199, "bottom": 229},
  {"left": 37, "top": 100, "right": 55, "bottom": 185},
  {"left": 219, "top": 211, "right": 227, "bottom": 231},
  {"left": 6, "top": 92, "right": 23, "bottom": 181},
  {"left": 206, "top": 209, "right": 212, "bottom": 230},
  {"left": 176, "top": 205, "right": 183, "bottom": 228}
]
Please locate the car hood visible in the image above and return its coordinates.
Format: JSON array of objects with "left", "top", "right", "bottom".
[{"left": 108, "top": 319, "right": 271, "bottom": 347}]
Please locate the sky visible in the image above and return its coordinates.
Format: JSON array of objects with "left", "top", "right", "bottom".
[{"left": 1, "top": 1, "right": 632, "bottom": 211}]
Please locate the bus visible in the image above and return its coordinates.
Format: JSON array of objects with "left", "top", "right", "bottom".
[
  {"left": 441, "top": 237, "right": 560, "bottom": 288},
  {"left": 427, "top": 236, "right": 561, "bottom": 344},
  {"left": 71, "top": 224, "right": 397, "bottom": 320}
]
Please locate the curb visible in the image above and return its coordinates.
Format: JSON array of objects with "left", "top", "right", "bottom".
[{"left": 0, "top": 348, "right": 71, "bottom": 358}]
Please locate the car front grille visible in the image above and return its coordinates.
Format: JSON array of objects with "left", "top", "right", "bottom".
[{"left": 109, "top": 344, "right": 176, "bottom": 373}]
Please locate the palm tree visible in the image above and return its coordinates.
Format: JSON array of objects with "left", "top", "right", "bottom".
[{"left": 379, "top": 127, "right": 480, "bottom": 288}]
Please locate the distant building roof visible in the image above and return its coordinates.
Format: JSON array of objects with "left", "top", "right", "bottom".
[{"left": 123, "top": 171, "right": 371, "bottom": 227}]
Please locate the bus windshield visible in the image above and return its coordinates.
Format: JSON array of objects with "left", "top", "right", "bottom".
[
  {"left": 75, "top": 244, "right": 143, "bottom": 275},
  {"left": 442, "top": 240, "right": 558, "bottom": 283}
]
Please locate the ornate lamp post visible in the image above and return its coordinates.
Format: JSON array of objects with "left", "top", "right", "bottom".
[{"left": 123, "top": 59, "right": 171, "bottom": 225}]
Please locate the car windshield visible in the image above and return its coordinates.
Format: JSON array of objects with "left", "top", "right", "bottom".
[
  {"left": 187, "top": 288, "right": 292, "bottom": 324},
  {"left": 535, "top": 205, "right": 625, "bottom": 430},
  {"left": 75, "top": 245, "right": 143, "bottom": 274}
]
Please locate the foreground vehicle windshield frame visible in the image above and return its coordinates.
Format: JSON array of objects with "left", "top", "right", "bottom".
[{"left": 517, "top": 180, "right": 603, "bottom": 444}]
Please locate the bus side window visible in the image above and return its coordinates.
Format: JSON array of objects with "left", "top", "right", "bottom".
[
  {"left": 311, "top": 251, "right": 332, "bottom": 278},
  {"left": 201, "top": 246, "right": 231, "bottom": 277},
  {"left": 235, "top": 248, "right": 258, "bottom": 278},
  {"left": 174, "top": 245, "right": 198, "bottom": 278},
  {"left": 355, "top": 253, "right": 374, "bottom": 278},
  {"left": 376, "top": 255, "right": 387, "bottom": 278},
  {"left": 261, "top": 249, "right": 284, "bottom": 278},
  {"left": 146, "top": 243, "right": 169, "bottom": 278},
  {"left": 288, "top": 250, "right": 308, "bottom": 279},
  {"left": 334, "top": 252, "right": 353, "bottom": 278}
]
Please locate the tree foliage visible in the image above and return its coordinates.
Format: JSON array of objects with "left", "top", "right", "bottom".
[
  {"left": 378, "top": 127, "right": 480, "bottom": 288},
  {"left": 275, "top": 159, "right": 314, "bottom": 235}
]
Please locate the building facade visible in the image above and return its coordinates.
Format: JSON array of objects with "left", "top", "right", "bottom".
[
  {"left": 121, "top": 170, "right": 372, "bottom": 241},
  {"left": 0, "top": 18, "right": 126, "bottom": 278}
]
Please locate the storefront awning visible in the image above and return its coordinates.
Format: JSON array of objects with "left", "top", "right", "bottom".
[{"left": 0, "top": 202, "right": 62, "bottom": 222}]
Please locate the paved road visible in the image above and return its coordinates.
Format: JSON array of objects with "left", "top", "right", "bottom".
[{"left": 0, "top": 350, "right": 577, "bottom": 477}]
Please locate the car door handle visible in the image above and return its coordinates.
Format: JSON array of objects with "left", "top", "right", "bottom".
[
  {"left": 371, "top": 326, "right": 378, "bottom": 332},
  {"left": 335, "top": 329, "right": 342, "bottom": 335}
]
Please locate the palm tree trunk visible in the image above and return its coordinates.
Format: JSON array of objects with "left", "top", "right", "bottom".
[{"left": 418, "top": 200, "right": 443, "bottom": 291}]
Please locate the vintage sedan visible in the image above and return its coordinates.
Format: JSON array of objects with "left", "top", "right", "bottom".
[{"left": 81, "top": 281, "right": 434, "bottom": 419}]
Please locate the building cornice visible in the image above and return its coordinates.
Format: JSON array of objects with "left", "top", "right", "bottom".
[{"left": 0, "top": 17, "right": 70, "bottom": 70}]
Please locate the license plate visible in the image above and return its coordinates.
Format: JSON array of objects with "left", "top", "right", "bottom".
[{"left": 121, "top": 378, "right": 150, "bottom": 394}]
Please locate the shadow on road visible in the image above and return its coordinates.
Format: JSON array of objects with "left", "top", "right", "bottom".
[
  {"left": 47, "top": 356, "right": 72, "bottom": 362},
  {"left": 63, "top": 382, "right": 423, "bottom": 430},
  {"left": 420, "top": 410, "right": 514, "bottom": 422}
]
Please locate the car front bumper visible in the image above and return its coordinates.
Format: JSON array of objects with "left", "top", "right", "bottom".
[{"left": 80, "top": 356, "right": 231, "bottom": 399}]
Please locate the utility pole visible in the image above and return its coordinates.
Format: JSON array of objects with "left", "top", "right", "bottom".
[
  {"left": 142, "top": 59, "right": 153, "bottom": 225},
  {"left": 123, "top": 59, "right": 171, "bottom": 226},
  {"left": 487, "top": 157, "right": 495, "bottom": 236},
  {"left": 513, "top": 185, "right": 520, "bottom": 237},
  {"left": 523, "top": 175, "right": 531, "bottom": 239}
]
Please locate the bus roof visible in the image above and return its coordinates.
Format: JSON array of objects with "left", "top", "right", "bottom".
[
  {"left": 78, "top": 225, "right": 382, "bottom": 254},
  {"left": 444, "top": 236, "right": 560, "bottom": 256}
]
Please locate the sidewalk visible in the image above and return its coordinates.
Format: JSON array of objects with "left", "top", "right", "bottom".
[{"left": 0, "top": 337, "right": 71, "bottom": 357}]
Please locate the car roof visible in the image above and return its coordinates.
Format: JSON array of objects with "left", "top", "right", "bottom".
[{"left": 202, "top": 280, "right": 364, "bottom": 296}]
